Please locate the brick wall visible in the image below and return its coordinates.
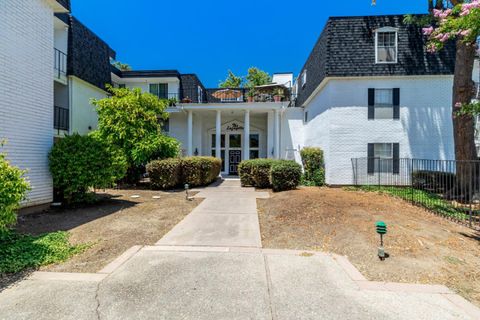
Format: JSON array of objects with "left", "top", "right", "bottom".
[
  {"left": 299, "top": 76, "right": 455, "bottom": 185},
  {"left": 0, "top": 0, "right": 54, "bottom": 206}
]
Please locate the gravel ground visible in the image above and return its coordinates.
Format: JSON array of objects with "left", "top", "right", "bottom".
[{"left": 258, "top": 187, "right": 480, "bottom": 306}]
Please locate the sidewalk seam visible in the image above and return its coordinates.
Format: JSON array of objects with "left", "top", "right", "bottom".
[{"left": 262, "top": 254, "right": 277, "bottom": 320}]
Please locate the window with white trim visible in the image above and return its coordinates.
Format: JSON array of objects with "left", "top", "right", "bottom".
[
  {"left": 376, "top": 29, "right": 397, "bottom": 63},
  {"left": 373, "top": 143, "right": 393, "bottom": 173},
  {"left": 301, "top": 70, "right": 307, "bottom": 88},
  {"left": 374, "top": 89, "right": 394, "bottom": 119}
]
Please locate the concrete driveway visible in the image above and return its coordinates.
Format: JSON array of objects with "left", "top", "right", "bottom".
[{"left": 0, "top": 179, "right": 478, "bottom": 319}]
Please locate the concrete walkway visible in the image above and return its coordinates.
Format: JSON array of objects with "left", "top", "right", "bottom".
[{"left": 1, "top": 179, "right": 479, "bottom": 319}]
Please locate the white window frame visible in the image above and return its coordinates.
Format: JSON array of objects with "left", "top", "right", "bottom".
[
  {"left": 301, "top": 70, "right": 307, "bottom": 88},
  {"left": 197, "top": 86, "right": 203, "bottom": 103},
  {"left": 375, "top": 27, "right": 398, "bottom": 64},
  {"left": 373, "top": 143, "right": 394, "bottom": 173},
  {"left": 374, "top": 88, "right": 394, "bottom": 119}
]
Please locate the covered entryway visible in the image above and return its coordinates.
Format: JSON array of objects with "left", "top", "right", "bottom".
[{"left": 209, "top": 120, "right": 262, "bottom": 175}]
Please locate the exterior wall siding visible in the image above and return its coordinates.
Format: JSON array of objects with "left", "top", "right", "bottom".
[
  {"left": 0, "top": 0, "right": 55, "bottom": 206},
  {"left": 69, "top": 76, "right": 107, "bottom": 135},
  {"left": 297, "top": 75, "right": 455, "bottom": 185}
]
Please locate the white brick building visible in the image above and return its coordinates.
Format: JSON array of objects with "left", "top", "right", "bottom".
[{"left": 0, "top": 0, "right": 69, "bottom": 207}]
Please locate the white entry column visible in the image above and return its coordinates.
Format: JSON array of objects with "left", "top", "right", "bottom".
[
  {"left": 243, "top": 110, "right": 250, "bottom": 160},
  {"left": 215, "top": 110, "right": 221, "bottom": 159},
  {"left": 274, "top": 109, "right": 280, "bottom": 159},
  {"left": 187, "top": 110, "right": 193, "bottom": 156}
]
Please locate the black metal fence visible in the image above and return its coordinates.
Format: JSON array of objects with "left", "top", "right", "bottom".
[
  {"left": 352, "top": 157, "right": 480, "bottom": 229},
  {"left": 54, "top": 48, "right": 67, "bottom": 80},
  {"left": 54, "top": 105, "right": 69, "bottom": 131}
]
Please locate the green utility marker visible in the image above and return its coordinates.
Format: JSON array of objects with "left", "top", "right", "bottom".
[{"left": 375, "top": 221, "right": 387, "bottom": 260}]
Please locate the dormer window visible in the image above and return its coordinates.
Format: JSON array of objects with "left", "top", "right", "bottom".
[
  {"left": 375, "top": 28, "right": 398, "bottom": 64},
  {"left": 301, "top": 70, "right": 307, "bottom": 88}
]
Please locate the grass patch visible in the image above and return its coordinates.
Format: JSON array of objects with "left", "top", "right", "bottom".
[
  {"left": 346, "top": 186, "right": 471, "bottom": 221},
  {"left": 0, "top": 231, "right": 89, "bottom": 274}
]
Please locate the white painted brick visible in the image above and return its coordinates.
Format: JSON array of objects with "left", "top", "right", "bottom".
[
  {"left": 0, "top": 0, "right": 54, "bottom": 206},
  {"left": 285, "top": 76, "right": 455, "bottom": 185}
]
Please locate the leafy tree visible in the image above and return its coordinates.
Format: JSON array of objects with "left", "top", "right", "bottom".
[
  {"left": 49, "top": 134, "right": 128, "bottom": 204},
  {"left": 219, "top": 67, "right": 272, "bottom": 88},
  {"left": 0, "top": 143, "right": 30, "bottom": 231},
  {"left": 91, "top": 86, "right": 179, "bottom": 182},
  {"left": 245, "top": 67, "right": 272, "bottom": 87},
  {"left": 112, "top": 60, "right": 132, "bottom": 71},
  {"left": 219, "top": 70, "right": 243, "bottom": 88}
]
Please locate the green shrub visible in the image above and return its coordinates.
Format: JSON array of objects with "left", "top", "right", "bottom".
[
  {"left": 251, "top": 159, "right": 275, "bottom": 188},
  {"left": 0, "top": 231, "right": 88, "bottom": 274},
  {"left": 238, "top": 158, "right": 301, "bottom": 191},
  {"left": 412, "top": 170, "right": 456, "bottom": 193},
  {"left": 146, "top": 158, "right": 182, "bottom": 190},
  {"left": 300, "top": 147, "right": 325, "bottom": 186},
  {"left": 49, "top": 134, "right": 128, "bottom": 204},
  {"left": 0, "top": 146, "right": 30, "bottom": 231},
  {"left": 147, "top": 156, "right": 221, "bottom": 189},
  {"left": 270, "top": 160, "right": 302, "bottom": 192},
  {"left": 182, "top": 157, "right": 222, "bottom": 187},
  {"left": 238, "top": 160, "right": 256, "bottom": 186}
]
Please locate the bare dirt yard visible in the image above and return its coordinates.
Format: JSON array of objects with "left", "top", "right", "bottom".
[
  {"left": 14, "top": 188, "right": 200, "bottom": 273},
  {"left": 258, "top": 187, "right": 480, "bottom": 306}
]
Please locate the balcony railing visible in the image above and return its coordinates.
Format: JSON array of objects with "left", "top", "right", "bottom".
[
  {"left": 178, "top": 87, "right": 295, "bottom": 104},
  {"left": 54, "top": 106, "right": 69, "bottom": 131},
  {"left": 54, "top": 48, "right": 67, "bottom": 81}
]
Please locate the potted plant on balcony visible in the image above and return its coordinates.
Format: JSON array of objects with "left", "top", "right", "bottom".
[
  {"left": 181, "top": 96, "right": 192, "bottom": 103},
  {"left": 168, "top": 97, "right": 178, "bottom": 107},
  {"left": 246, "top": 89, "right": 257, "bottom": 102},
  {"left": 273, "top": 88, "right": 284, "bottom": 102}
]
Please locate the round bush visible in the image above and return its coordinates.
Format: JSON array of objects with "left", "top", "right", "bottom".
[
  {"left": 0, "top": 150, "right": 30, "bottom": 231},
  {"left": 146, "top": 158, "right": 182, "bottom": 190},
  {"left": 182, "top": 157, "right": 221, "bottom": 187},
  {"left": 270, "top": 160, "right": 302, "bottom": 192},
  {"left": 49, "top": 134, "right": 128, "bottom": 204},
  {"left": 238, "top": 160, "right": 255, "bottom": 187},
  {"left": 251, "top": 159, "right": 275, "bottom": 188},
  {"left": 147, "top": 156, "right": 221, "bottom": 189}
]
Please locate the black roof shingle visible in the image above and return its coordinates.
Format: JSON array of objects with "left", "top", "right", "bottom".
[{"left": 296, "top": 14, "right": 456, "bottom": 106}]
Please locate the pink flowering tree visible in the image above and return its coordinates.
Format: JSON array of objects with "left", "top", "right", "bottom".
[
  {"left": 372, "top": 0, "right": 479, "bottom": 196},
  {"left": 422, "top": 1, "right": 479, "bottom": 165}
]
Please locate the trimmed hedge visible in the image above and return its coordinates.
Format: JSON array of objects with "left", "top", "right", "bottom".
[
  {"left": 412, "top": 170, "right": 456, "bottom": 193},
  {"left": 251, "top": 159, "right": 275, "bottom": 188},
  {"left": 271, "top": 160, "right": 302, "bottom": 192},
  {"left": 182, "top": 157, "right": 222, "bottom": 187},
  {"left": 238, "top": 159, "right": 301, "bottom": 191},
  {"left": 146, "top": 158, "right": 182, "bottom": 189},
  {"left": 238, "top": 161, "right": 255, "bottom": 187},
  {"left": 300, "top": 147, "right": 325, "bottom": 186},
  {"left": 147, "top": 156, "right": 221, "bottom": 190}
]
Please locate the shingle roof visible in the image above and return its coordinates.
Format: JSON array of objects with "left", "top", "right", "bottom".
[{"left": 296, "top": 14, "right": 456, "bottom": 106}]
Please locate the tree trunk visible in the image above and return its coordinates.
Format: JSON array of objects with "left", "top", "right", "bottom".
[
  {"left": 452, "top": 41, "right": 476, "bottom": 162},
  {"left": 451, "top": 41, "right": 477, "bottom": 201}
]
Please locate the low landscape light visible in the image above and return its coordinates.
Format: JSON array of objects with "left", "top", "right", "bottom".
[
  {"left": 185, "top": 183, "right": 189, "bottom": 200},
  {"left": 376, "top": 221, "right": 387, "bottom": 260}
]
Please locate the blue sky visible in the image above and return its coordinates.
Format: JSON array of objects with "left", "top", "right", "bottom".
[{"left": 71, "top": 0, "right": 427, "bottom": 87}]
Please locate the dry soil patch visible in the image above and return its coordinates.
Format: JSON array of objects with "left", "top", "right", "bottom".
[{"left": 258, "top": 187, "right": 480, "bottom": 306}]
